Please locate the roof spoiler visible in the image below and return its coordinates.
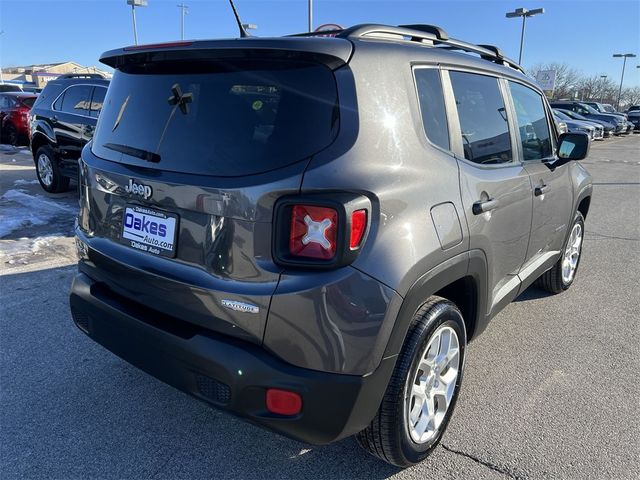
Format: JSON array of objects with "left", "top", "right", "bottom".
[{"left": 100, "top": 38, "right": 353, "bottom": 71}]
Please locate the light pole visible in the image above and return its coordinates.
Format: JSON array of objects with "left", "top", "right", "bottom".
[
  {"left": 599, "top": 75, "right": 607, "bottom": 103},
  {"left": 308, "top": 0, "right": 313, "bottom": 32},
  {"left": 126, "top": 0, "right": 147, "bottom": 46},
  {"left": 505, "top": 7, "right": 544, "bottom": 65},
  {"left": 613, "top": 53, "right": 637, "bottom": 109},
  {"left": 0, "top": 30, "right": 4, "bottom": 84},
  {"left": 177, "top": 3, "right": 189, "bottom": 40}
]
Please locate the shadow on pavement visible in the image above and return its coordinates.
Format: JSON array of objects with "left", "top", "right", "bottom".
[{"left": 513, "top": 285, "right": 552, "bottom": 302}]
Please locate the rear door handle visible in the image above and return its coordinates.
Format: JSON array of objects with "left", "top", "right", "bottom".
[
  {"left": 472, "top": 198, "right": 499, "bottom": 215},
  {"left": 535, "top": 184, "right": 549, "bottom": 196}
]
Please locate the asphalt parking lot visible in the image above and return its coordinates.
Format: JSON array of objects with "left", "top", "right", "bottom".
[{"left": 1, "top": 137, "right": 639, "bottom": 479}]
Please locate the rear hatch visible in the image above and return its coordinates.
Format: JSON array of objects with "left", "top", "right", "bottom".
[{"left": 78, "top": 39, "right": 351, "bottom": 343}]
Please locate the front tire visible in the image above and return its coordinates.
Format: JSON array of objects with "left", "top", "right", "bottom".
[
  {"left": 536, "top": 211, "right": 585, "bottom": 294},
  {"left": 35, "top": 145, "right": 70, "bottom": 193},
  {"left": 356, "top": 297, "right": 466, "bottom": 467}
]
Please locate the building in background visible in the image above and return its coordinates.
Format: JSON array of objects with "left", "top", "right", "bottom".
[{"left": 1, "top": 61, "right": 111, "bottom": 89}]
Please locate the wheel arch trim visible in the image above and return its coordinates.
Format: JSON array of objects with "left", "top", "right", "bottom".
[
  {"left": 382, "top": 249, "right": 488, "bottom": 359},
  {"left": 30, "top": 124, "right": 56, "bottom": 155}
]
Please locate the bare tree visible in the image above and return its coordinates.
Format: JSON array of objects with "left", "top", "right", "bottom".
[
  {"left": 576, "top": 75, "right": 618, "bottom": 104},
  {"left": 621, "top": 86, "right": 640, "bottom": 109}
]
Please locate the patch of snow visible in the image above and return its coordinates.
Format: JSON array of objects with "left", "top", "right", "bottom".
[
  {"left": 2, "top": 189, "right": 77, "bottom": 214},
  {"left": 0, "top": 213, "right": 49, "bottom": 238},
  {"left": 0, "top": 189, "right": 77, "bottom": 238},
  {"left": 0, "top": 234, "right": 73, "bottom": 265},
  {"left": 13, "top": 179, "right": 40, "bottom": 186}
]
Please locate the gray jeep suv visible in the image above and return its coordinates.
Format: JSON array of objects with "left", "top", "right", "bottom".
[{"left": 69, "top": 24, "right": 592, "bottom": 467}]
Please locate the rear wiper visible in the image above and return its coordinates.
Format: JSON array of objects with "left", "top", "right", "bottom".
[{"left": 103, "top": 143, "right": 161, "bottom": 163}]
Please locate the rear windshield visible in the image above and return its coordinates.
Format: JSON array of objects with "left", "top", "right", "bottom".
[
  {"left": 20, "top": 97, "right": 36, "bottom": 108},
  {"left": 92, "top": 60, "right": 340, "bottom": 176}
]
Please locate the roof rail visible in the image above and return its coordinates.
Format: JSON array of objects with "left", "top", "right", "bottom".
[
  {"left": 57, "top": 73, "right": 106, "bottom": 80},
  {"left": 334, "top": 23, "right": 525, "bottom": 74},
  {"left": 398, "top": 24, "right": 449, "bottom": 41}
]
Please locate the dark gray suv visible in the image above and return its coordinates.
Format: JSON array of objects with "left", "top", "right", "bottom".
[{"left": 69, "top": 24, "right": 592, "bottom": 467}]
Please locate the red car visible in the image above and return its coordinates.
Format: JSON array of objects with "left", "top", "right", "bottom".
[{"left": 1, "top": 92, "right": 38, "bottom": 146}]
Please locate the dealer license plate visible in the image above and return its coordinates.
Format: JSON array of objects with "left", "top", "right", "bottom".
[{"left": 121, "top": 205, "right": 178, "bottom": 258}]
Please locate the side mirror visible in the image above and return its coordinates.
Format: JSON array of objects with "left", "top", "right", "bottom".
[{"left": 557, "top": 132, "right": 590, "bottom": 161}]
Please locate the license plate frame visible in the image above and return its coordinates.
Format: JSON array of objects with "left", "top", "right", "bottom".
[{"left": 120, "top": 205, "right": 179, "bottom": 258}]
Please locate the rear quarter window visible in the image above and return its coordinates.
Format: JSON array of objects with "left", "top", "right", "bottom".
[{"left": 414, "top": 68, "right": 450, "bottom": 151}]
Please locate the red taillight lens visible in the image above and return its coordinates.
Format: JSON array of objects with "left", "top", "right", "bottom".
[
  {"left": 266, "top": 389, "right": 302, "bottom": 416},
  {"left": 289, "top": 205, "right": 337, "bottom": 259},
  {"left": 350, "top": 209, "right": 367, "bottom": 249}
]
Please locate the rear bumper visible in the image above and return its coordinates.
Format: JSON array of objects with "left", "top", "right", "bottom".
[{"left": 69, "top": 272, "right": 394, "bottom": 445}]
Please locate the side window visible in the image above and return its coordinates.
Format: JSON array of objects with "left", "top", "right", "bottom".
[
  {"left": 414, "top": 68, "right": 450, "bottom": 151},
  {"left": 2, "top": 96, "right": 15, "bottom": 108},
  {"left": 89, "top": 87, "right": 106, "bottom": 118},
  {"left": 60, "top": 85, "right": 92, "bottom": 115},
  {"left": 449, "top": 71, "right": 512, "bottom": 165},
  {"left": 508, "top": 82, "right": 553, "bottom": 161},
  {"left": 53, "top": 92, "right": 65, "bottom": 111}
]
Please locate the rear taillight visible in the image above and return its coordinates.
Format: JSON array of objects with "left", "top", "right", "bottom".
[
  {"left": 350, "top": 209, "right": 367, "bottom": 249},
  {"left": 274, "top": 194, "right": 371, "bottom": 269},
  {"left": 289, "top": 205, "right": 337, "bottom": 259}
]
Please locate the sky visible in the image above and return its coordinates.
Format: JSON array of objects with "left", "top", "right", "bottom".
[{"left": 1, "top": 0, "right": 639, "bottom": 87}]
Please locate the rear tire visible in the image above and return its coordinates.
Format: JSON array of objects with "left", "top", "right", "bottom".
[
  {"left": 35, "top": 145, "right": 70, "bottom": 193},
  {"left": 536, "top": 211, "right": 585, "bottom": 294},
  {"left": 356, "top": 296, "right": 467, "bottom": 467},
  {"left": 3, "top": 122, "right": 18, "bottom": 146}
]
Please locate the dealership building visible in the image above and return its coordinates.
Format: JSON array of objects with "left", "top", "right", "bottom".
[{"left": 1, "top": 61, "right": 111, "bottom": 89}]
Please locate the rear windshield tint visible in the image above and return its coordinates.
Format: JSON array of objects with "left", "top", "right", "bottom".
[
  {"left": 91, "top": 60, "right": 340, "bottom": 176},
  {"left": 20, "top": 97, "right": 36, "bottom": 108}
]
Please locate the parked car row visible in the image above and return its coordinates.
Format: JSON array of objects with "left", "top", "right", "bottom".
[
  {"left": 553, "top": 109, "right": 604, "bottom": 140},
  {"left": 550, "top": 100, "right": 639, "bottom": 139}
]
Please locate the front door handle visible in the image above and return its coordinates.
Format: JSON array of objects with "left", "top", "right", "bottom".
[
  {"left": 472, "top": 198, "right": 499, "bottom": 215},
  {"left": 535, "top": 184, "right": 549, "bottom": 196}
]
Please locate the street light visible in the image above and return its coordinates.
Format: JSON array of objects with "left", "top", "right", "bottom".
[
  {"left": 613, "top": 53, "right": 637, "bottom": 109},
  {"left": 126, "top": 0, "right": 148, "bottom": 46},
  {"left": 600, "top": 75, "right": 607, "bottom": 103},
  {"left": 505, "top": 7, "right": 544, "bottom": 65},
  {"left": 177, "top": 3, "right": 189, "bottom": 40},
  {"left": 0, "top": 30, "right": 5, "bottom": 84}
]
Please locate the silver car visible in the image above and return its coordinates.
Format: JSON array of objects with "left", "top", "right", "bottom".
[{"left": 554, "top": 109, "right": 603, "bottom": 140}]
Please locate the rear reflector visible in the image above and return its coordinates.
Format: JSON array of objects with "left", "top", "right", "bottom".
[
  {"left": 266, "top": 389, "right": 302, "bottom": 416},
  {"left": 289, "top": 205, "right": 337, "bottom": 259},
  {"left": 350, "top": 209, "right": 367, "bottom": 249}
]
